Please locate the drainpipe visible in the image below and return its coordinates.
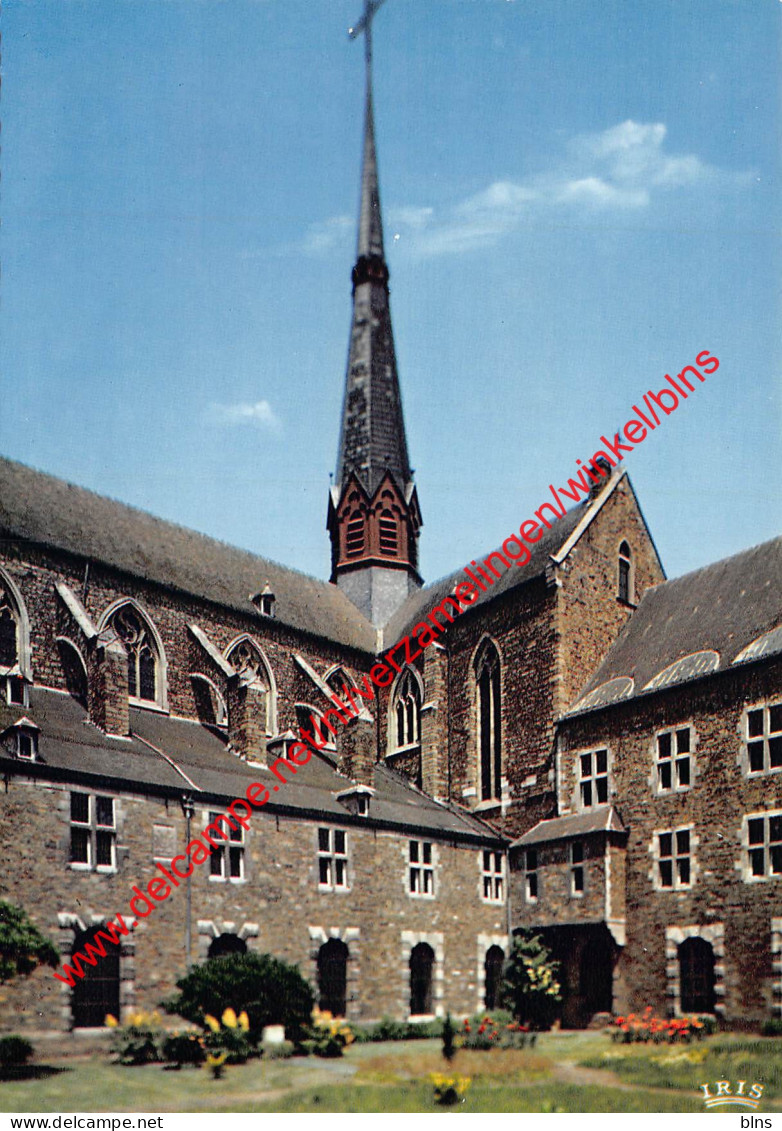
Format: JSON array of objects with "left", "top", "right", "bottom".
[{"left": 181, "top": 795, "right": 195, "bottom": 970}]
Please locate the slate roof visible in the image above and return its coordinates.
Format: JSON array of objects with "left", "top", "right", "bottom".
[
  {"left": 0, "top": 688, "right": 503, "bottom": 845},
  {"left": 0, "top": 457, "right": 375, "bottom": 654},
  {"left": 511, "top": 807, "right": 627, "bottom": 847},
  {"left": 567, "top": 535, "right": 782, "bottom": 716},
  {"left": 384, "top": 500, "right": 587, "bottom": 646}
]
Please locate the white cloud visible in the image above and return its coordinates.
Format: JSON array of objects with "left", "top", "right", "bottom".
[
  {"left": 302, "top": 214, "right": 353, "bottom": 255},
  {"left": 338, "top": 119, "right": 742, "bottom": 257},
  {"left": 207, "top": 400, "right": 281, "bottom": 431}
]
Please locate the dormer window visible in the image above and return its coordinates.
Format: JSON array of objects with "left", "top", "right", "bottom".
[
  {"left": 4, "top": 717, "right": 39, "bottom": 761},
  {"left": 336, "top": 785, "right": 374, "bottom": 817},
  {"left": 5, "top": 675, "right": 27, "bottom": 707},
  {"left": 251, "top": 583, "right": 276, "bottom": 618}
]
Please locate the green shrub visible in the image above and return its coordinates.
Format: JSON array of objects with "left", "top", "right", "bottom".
[
  {"left": 300, "top": 1009, "right": 355, "bottom": 1058},
  {"left": 0, "top": 902, "right": 59, "bottom": 983},
  {"left": 163, "top": 953, "right": 314, "bottom": 1047},
  {"left": 161, "top": 1032, "right": 205, "bottom": 1068},
  {"left": 0, "top": 1035, "right": 34, "bottom": 1069},
  {"left": 202, "top": 1012, "right": 254, "bottom": 1065},
  {"left": 761, "top": 1018, "right": 782, "bottom": 1037},
  {"left": 353, "top": 1016, "right": 444, "bottom": 1042},
  {"left": 263, "top": 1039, "right": 295, "bottom": 1059},
  {"left": 459, "top": 1014, "right": 535, "bottom": 1050},
  {"left": 442, "top": 1013, "right": 456, "bottom": 1062},
  {"left": 501, "top": 932, "right": 562, "bottom": 1030}
]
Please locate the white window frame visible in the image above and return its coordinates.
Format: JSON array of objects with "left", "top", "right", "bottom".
[
  {"left": 524, "top": 848, "right": 539, "bottom": 903},
  {"left": 207, "top": 811, "right": 245, "bottom": 883},
  {"left": 742, "top": 701, "right": 782, "bottom": 777},
  {"left": 480, "top": 849, "right": 504, "bottom": 903},
  {"left": 318, "top": 827, "right": 349, "bottom": 891},
  {"left": 655, "top": 725, "right": 693, "bottom": 793},
  {"left": 69, "top": 792, "right": 116, "bottom": 873},
  {"left": 654, "top": 825, "right": 693, "bottom": 891},
  {"left": 409, "top": 839, "right": 435, "bottom": 898},
  {"left": 743, "top": 810, "right": 782, "bottom": 882},
  {"left": 578, "top": 747, "right": 609, "bottom": 809}
]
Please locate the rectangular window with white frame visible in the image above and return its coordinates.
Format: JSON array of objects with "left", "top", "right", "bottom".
[
  {"left": 208, "top": 811, "right": 245, "bottom": 881},
  {"left": 524, "top": 848, "right": 538, "bottom": 902},
  {"left": 318, "top": 827, "right": 349, "bottom": 890},
  {"left": 745, "top": 812, "right": 782, "bottom": 880},
  {"left": 570, "top": 841, "right": 584, "bottom": 895},
  {"left": 481, "top": 850, "right": 504, "bottom": 902},
  {"left": 656, "top": 726, "right": 692, "bottom": 791},
  {"left": 579, "top": 748, "right": 609, "bottom": 809},
  {"left": 744, "top": 703, "right": 782, "bottom": 775},
  {"left": 69, "top": 792, "right": 116, "bottom": 872},
  {"left": 654, "top": 826, "right": 692, "bottom": 889},
  {"left": 409, "top": 839, "right": 434, "bottom": 897}
]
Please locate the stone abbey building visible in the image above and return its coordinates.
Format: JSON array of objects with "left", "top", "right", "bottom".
[{"left": 0, "top": 15, "right": 779, "bottom": 1035}]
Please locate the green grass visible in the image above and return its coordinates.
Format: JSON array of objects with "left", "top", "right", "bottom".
[
  {"left": 579, "top": 1036, "right": 782, "bottom": 1096},
  {"left": 0, "top": 1033, "right": 779, "bottom": 1113}
]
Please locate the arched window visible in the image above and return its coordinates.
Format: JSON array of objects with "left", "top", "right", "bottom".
[
  {"left": 58, "top": 638, "right": 88, "bottom": 707},
  {"left": 409, "top": 942, "right": 434, "bottom": 1016},
  {"left": 72, "top": 926, "right": 120, "bottom": 1028},
  {"left": 102, "top": 603, "right": 162, "bottom": 705},
  {"left": 208, "top": 933, "right": 247, "bottom": 960},
  {"left": 226, "top": 636, "right": 276, "bottom": 734},
  {"left": 345, "top": 510, "right": 366, "bottom": 558},
  {"left": 0, "top": 569, "right": 31, "bottom": 682},
  {"left": 318, "top": 938, "right": 349, "bottom": 1017},
  {"left": 391, "top": 668, "right": 421, "bottom": 752},
  {"left": 484, "top": 945, "right": 505, "bottom": 1010},
  {"left": 191, "top": 674, "right": 228, "bottom": 728},
  {"left": 476, "top": 640, "right": 502, "bottom": 802},
  {"left": 679, "top": 937, "right": 715, "bottom": 1014},
  {"left": 378, "top": 510, "right": 398, "bottom": 557},
  {"left": 618, "top": 541, "right": 633, "bottom": 604}
]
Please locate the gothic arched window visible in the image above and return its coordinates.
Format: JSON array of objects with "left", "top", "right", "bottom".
[
  {"left": 226, "top": 636, "right": 276, "bottom": 735},
  {"left": 109, "top": 604, "right": 159, "bottom": 704},
  {"left": 484, "top": 945, "right": 505, "bottom": 1010},
  {"left": 378, "top": 509, "right": 398, "bottom": 557},
  {"left": 391, "top": 668, "right": 421, "bottom": 752},
  {"left": 345, "top": 510, "right": 366, "bottom": 558},
  {"left": 0, "top": 570, "right": 30, "bottom": 683},
  {"left": 476, "top": 640, "right": 502, "bottom": 802},
  {"left": 618, "top": 540, "right": 633, "bottom": 604}
]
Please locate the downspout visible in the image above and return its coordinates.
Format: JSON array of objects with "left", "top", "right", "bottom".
[{"left": 181, "top": 795, "right": 195, "bottom": 970}]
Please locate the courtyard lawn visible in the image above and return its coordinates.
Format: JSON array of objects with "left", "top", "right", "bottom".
[{"left": 0, "top": 1033, "right": 779, "bottom": 1113}]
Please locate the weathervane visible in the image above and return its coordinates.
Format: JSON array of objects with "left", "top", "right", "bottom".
[{"left": 348, "top": 0, "right": 388, "bottom": 67}]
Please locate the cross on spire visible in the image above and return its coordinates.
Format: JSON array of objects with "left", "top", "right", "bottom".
[{"left": 348, "top": 0, "right": 388, "bottom": 68}]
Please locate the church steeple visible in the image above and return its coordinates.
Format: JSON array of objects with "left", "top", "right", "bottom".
[{"left": 328, "top": 1, "right": 422, "bottom": 627}]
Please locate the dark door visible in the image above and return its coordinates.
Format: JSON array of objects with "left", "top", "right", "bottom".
[
  {"left": 410, "top": 942, "right": 434, "bottom": 1015},
  {"left": 318, "top": 938, "right": 349, "bottom": 1017},
  {"left": 72, "top": 927, "right": 120, "bottom": 1028}
]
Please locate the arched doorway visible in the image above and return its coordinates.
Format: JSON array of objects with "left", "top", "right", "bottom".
[
  {"left": 208, "top": 934, "right": 247, "bottom": 960},
  {"left": 71, "top": 926, "right": 120, "bottom": 1028},
  {"left": 679, "top": 937, "right": 715, "bottom": 1013},
  {"left": 409, "top": 942, "right": 434, "bottom": 1016},
  {"left": 484, "top": 945, "right": 505, "bottom": 1010},
  {"left": 317, "top": 938, "right": 349, "bottom": 1017}
]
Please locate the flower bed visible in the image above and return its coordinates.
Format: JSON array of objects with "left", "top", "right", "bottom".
[{"left": 607, "top": 1007, "right": 715, "bottom": 1043}]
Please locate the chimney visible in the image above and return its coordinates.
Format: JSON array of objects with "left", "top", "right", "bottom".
[{"left": 337, "top": 715, "right": 376, "bottom": 786}]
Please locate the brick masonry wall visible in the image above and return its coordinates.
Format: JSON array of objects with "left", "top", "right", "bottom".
[
  {"left": 557, "top": 656, "right": 782, "bottom": 1026},
  {"left": 0, "top": 775, "right": 506, "bottom": 1032}
]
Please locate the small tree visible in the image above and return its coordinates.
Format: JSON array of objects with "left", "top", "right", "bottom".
[
  {"left": 501, "top": 931, "right": 561, "bottom": 1031},
  {"left": 163, "top": 952, "right": 314, "bottom": 1047},
  {"left": 441, "top": 1012, "right": 456, "bottom": 1062},
  {"left": 0, "top": 901, "right": 59, "bottom": 983}
]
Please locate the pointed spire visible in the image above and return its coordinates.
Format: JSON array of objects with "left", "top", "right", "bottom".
[
  {"left": 357, "top": 73, "right": 385, "bottom": 260},
  {"left": 329, "top": 2, "right": 422, "bottom": 624}
]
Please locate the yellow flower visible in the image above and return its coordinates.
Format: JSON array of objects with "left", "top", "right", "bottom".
[
  {"left": 204, "top": 1014, "right": 221, "bottom": 1033},
  {"left": 206, "top": 1051, "right": 228, "bottom": 1067},
  {"left": 222, "top": 1007, "right": 238, "bottom": 1029},
  {"left": 238, "top": 1010, "right": 250, "bottom": 1032},
  {"left": 104, "top": 1014, "right": 118, "bottom": 1028}
]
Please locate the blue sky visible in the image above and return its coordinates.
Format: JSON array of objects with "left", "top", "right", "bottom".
[{"left": 2, "top": 0, "right": 780, "bottom": 589}]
